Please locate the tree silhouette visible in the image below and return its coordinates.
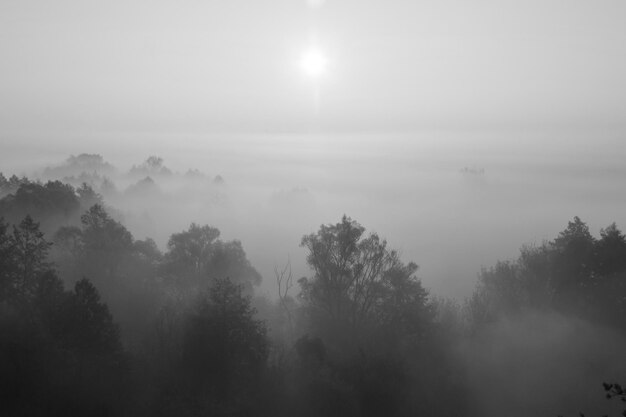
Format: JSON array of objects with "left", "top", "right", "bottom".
[
  {"left": 79, "top": 204, "right": 133, "bottom": 283},
  {"left": 172, "top": 278, "right": 268, "bottom": 414},
  {"left": 551, "top": 216, "right": 596, "bottom": 298},
  {"left": 163, "top": 223, "right": 261, "bottom": 293},
  {"left": 55, "top": 278, "right": 123, "bottom": 354},
  {"left": 164, "top": 223, "right": 221, "bottom": 286},
  {"left": 299, "top": 215, "right": 429, "bottom": 333}
]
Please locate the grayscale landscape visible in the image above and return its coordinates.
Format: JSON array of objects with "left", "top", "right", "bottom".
[{"left": 1, "top": 1, "right": 626, "bottom": 416}]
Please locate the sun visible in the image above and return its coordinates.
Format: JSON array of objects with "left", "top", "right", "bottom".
[{"left": 299, "top": 48, "right": 328, "bottom": 79}]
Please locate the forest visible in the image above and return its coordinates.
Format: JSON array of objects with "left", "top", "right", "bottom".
[{"left": 1, "top": 155, "right": 626, "bottom": 417}]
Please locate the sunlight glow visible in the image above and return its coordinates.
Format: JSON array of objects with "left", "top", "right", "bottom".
[
  {"left": 306, "top": 0, "right": 326, "bottom": 8},
  {"left": 299, "top": 48, "right": 328, "bottom": 79}
]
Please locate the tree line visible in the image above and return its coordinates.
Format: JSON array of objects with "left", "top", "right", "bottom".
[{"left": 1, "top": 176, "right": 625, "bottom": 416}]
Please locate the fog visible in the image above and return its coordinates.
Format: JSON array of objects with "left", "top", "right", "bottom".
[
  {"left": 2, "top": 1, "right": 625, "bottom": 131},
  {"left": 464, "top": 311, "right": 626, "bottom": 417},
  {"left": 2, "top": 0, "right": 626, "bottom": 414},
  {"left": 3, "top": 130, "right": 625, "bottom": 301},
  {"left": 3, "top": 128, "right": 626, "bottom": 417}
]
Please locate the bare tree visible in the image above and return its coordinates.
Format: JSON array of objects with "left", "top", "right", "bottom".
[{"left": 275, "top": 255, "right": 294, "bottom": 336}]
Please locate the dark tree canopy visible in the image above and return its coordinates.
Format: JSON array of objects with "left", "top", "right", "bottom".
[
  {"left": 165, "top": 223, "right": 221, "bottom": 283},
  {"left": 0, "top": 215, "right": 52, "bottom": 303},
  {"left": 0, "top": 215, "right": 127, "bottom": 417},
  {"left": 55, "top": 278, "right": 123, "bottom": 354},
  {"left": 299, "top": 216, "right": 432, "bottom": 340},
  {"left": 182, "top": 278, "right": 268, "bottom": 390},
  {"left": 470, "top": 217, "right": 626, "bottom": 330},
  {"left": 163, "top": 223, "right": 261, "bottom": 293},
  {"left": 151, "top": 278, "right": 269, "bottom": 416},
  {"left": 596, "top": 223, "right": 626, "bottom": 276},
  {"left": 8, "top": 171, "right": 626, "bottom": 417},
  {"left": 0, "top": 180, "right": 81, "bottom": 231},
  {"left": 80, "top": 204, "right": 133, "bottom": 253}
]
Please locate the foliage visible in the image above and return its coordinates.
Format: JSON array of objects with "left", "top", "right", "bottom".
[
  {"left": 129, "top": 156, "right": 173, "bottom": 177},
  {"left": 468, "top": 217, "right": 626, "bottom": 329},
  {"left": 0, "top": 180, "right": 81, "bottom": 231},
  {"left": 558, "top": 383, "right": 626, "bottom": 417},
  {"left": 299, "top": 215, "right": 432, "bottom": 339},
  {"left": 9, "top": 172, "right": 626, "bottom": 417},
  {"left": 163, "top": 223, "right": 261, "bottom": 293},
  {"left": 0, "top": 215, "right": 52, "bottom": 303},
  {"left": 151, "top": 278, "right": 269, "bottom": 416},
  {"left": 42, "top": 153, "right": 117, "bottom": 181},
  {"left": 80, "top": 204, "right": 133, "bottom": 252},
  {"left": 293, "top": 216, "right": 452, "bottom": 417},
  {"left": 0, "top": 215, "right": 128, "bottom": 417},
  {"left": 182, "top": 278, "right": 268, "bottom": 390}
]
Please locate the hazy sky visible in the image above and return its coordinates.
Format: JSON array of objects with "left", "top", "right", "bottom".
[{"left": 1, "top": 0, "right": 625, "bottom": 133}]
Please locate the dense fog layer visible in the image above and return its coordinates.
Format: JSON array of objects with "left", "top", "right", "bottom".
[
  {"left": 3, "top": 130, "right": 625, "bottom": 300},
  {"left": 2, "top": 130, "right": 626, "bottom": 416}
]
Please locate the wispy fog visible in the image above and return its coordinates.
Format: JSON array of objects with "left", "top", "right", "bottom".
[
  {"left": 464, "top": 311, "right": 626, "bottom": 417},
  {"left": 2, "top": 129, "right": 625, "bottom": 299},
  {"left": 3, "top": 0, "right": 626, "bottom": 415}
]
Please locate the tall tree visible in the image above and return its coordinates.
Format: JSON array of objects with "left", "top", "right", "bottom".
[
  {"left": 595, "top": 223, "right": 626, "bottom": 276},
  {"left": 0, "top": 217, "right": 15, "bottom": 301},
  {"left": 80, "top": 204, "right": 133, "bottom": 281},
  {"left": 299, "top": 216, "right": 430, "bottom": 333},
  {"left": 11, "top": 215, "right": 52, "bottom": 301},
  {"left": 150, "top": 278, "right": 269, "bottom": 416},
  {"left": 164, "top": 223, "right": 220, "bottom": 286},
  {"left": 163, "top": 223, "right": 261, "bottom": 293},
  {"left": 551, "top": 216, "right": 596, "bottom": 288},
  {"left": 0, "top": 180, "right": 80, "bottom": 232},
  {"left": 55, "top": 278, "right": 123, "bottom": 354}
]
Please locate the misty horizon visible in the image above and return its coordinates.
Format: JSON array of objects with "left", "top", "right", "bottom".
[
  {"left": 2, "top": 1, "right": 626, "bottom": 416},
  {"left": 3, "top": 130, "right": 626, "bottom": 301}
]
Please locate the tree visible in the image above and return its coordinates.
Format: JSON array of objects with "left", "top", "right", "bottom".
[
  {"left": 80, "top": 204, "right": 132, "bottom": 252},
  {"left": 0, "top": 173, "right": 8, "bottom": 195},
  {"left": 517, "top": 243, "right": 553, "bottom": 308},
  {"left": 299, "top": 216, "right": 430, "bottom": 335},
  {"left": 10, "top": 215, "right": 52, "bottom": 302},
  {"left": 468, "top": 261, "right": 525, "bottom": 324},
  {"left": 595, "top": 223, "right": 626, "bottom": 276},
  {"left": 80, "top": 204, "right": 133, "bottom": 282},
  {"left": 0, "top": 223, "right": 128, "bottom": 417},
  {"left": 163, "top": 223, "right": 261, "bottom": 293},
  {"left": 299, "top": 215, "right": 371, "bottom": 325},
  {"left": 164, "top": 223, "right": 220, "bottom": 286},
  {"left": 0, "top": 180, "right": 80, "bottom": 232},
  {"left": 467, "top": 218, "right": 626, "bottom": 329},
  {"left": 558, "top": 382, "right": 626, "bottom": 417},
  {"left": 587, "top": 223, "right": 626, "bottom": 328},
  {"left": 54, "top": 225, "right": 83, "bottom": 253},
  {"left": 274, "top": 256, "right": 296, "bottom": 341},
  {"left": 129, "top": 156, "right": 172, "bottom": 177},
  {"left": 133, "top": 237, "right": 162, "bottom": 264},
  {"left": 0, "top": 217, "right": 15, "bottom": 301},
  {"left": 208, "top": 240, "right": 262, "bottom": 293},
  {"left": 547, "top": 217, "right": 598, "bottom": 317},
  {"left": 376, "top": 252, "right": 432, "bottom": 341},
  {"left": 54, "top": 278, "right": 123, "bottom": 354},
  {"left": 76, "top": 182, "right": 103, "bottom": 209},
  {"left": 552, "top": 216, "right": 596, "bottom": 289},
  {"left": 175, "top": 278, "right": 268, "bottom": 413}
]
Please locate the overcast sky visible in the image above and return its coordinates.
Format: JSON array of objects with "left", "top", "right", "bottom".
[{"left": 1, "top": 0, "right": 625, "bottom": 133}]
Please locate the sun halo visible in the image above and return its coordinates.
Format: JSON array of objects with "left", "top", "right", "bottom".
[{"left": 299, "top": 48, "right": 328, "bottom": 79}]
